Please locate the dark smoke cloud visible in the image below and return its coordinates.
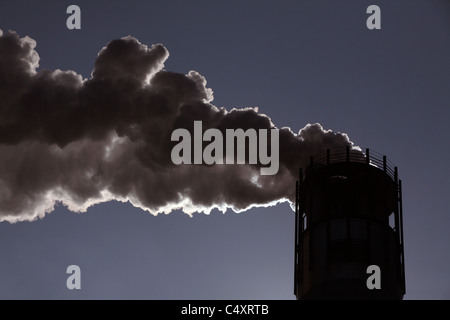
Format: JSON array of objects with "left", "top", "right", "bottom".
[{"left": 0, "top": 30, "right": 353, "bottom": 223}]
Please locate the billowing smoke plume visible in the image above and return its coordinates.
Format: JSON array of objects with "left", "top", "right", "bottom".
[{"left": 0, "top": 30, "right": 353, "bottom": 223}]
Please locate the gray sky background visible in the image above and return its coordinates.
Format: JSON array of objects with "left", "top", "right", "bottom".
[{"left": 0, "top": 0, "right": 448, "bottom": 299}]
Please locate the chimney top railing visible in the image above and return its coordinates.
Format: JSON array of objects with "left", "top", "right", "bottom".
[{"left": 300, "top": 146, "right": 398, "bottom": 182}]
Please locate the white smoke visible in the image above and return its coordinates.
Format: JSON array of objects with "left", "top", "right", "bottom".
[{"left": 0, "top": 30, "right": 354, "bottom": 223}]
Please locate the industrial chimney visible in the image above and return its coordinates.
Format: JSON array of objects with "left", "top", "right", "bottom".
[{"left": 294, "top": 147, "right": 405, "bottom": 299}]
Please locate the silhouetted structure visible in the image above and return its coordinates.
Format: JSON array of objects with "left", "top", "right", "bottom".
[{"left": 294, "top": 147, "right": 405, "bottom": 299}]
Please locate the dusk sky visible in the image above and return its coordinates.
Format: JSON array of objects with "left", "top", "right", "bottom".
[{"left": 0, "top": 0, "right": 448, "bottom": 299}]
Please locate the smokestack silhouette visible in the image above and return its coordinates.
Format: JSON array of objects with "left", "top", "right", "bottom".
[
  {"left": 294, "top": 147, "right": 406, "bottom": 299},
  {"left": 0, "top": 30, "right": 353, "bottom": 223}
]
